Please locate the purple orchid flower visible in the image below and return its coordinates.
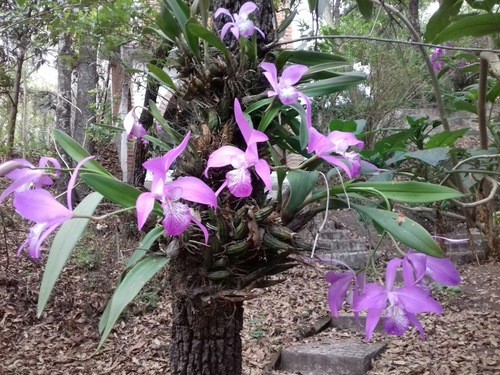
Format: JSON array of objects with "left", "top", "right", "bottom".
[
  {"left": 124, "top": 109, "right": 148, "bottom": 145},
  {"left": 214, "top": 2, "right": 265, "bottom": 40},
  {"left": 261, "top": 62, "right": 312, "bottom": 128},
  {"left": 204, "top": 99, "right": 271, "bottom": 198},
  {"left": 430, "top": 48, "right": 445, "bottom": 73},
  {"left": 137, "top": 132, "right": 217, "bottom": 243},
  {"left": 326, "top": 270, "right": 364, "bottom": 318},
  {"left": 403, "top": 250, "right": 461, "bottom": 288},
  {"left": 355, "top": 258, "right": 443, "bottom": 340},
  {"left": 13, "top": 156, "right": 92, "bottom": 258},
  {"left": 307, "top": 128, "right": 376, "bottom": 179},
  {"left": 0, "top": 157, "right": 61, "bottom": 204}
]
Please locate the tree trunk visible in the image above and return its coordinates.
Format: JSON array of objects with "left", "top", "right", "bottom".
[
  {"left": 169, "top": 255, "right": 244, "bottom": 375},
  {"left": 408, "top": 0, "right": 420, "bottom": 36},
  {"left": 73, "top": 41, "right": 97, "bottom": 149},
  {"left": 6, "top": 47, "right": 25, "bottom": 157},
  {"left": 56, "top": 33, "right": 73, "bottom": 135}
]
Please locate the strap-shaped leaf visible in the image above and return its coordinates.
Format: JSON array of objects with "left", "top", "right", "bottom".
[
  {"left": 125, "top": 226, "right": 165, "bottom": 269},
  {"left": 424, "top": 0, "right": 463, "bottom": 42},
  {"left": 282, "top": 170, "right": 319, "bottom": 221},
  {"left": 98, "top": 255, "right": 170, "bottom": 349},
  {"left": 351, "top": 203, "right": 445, "bottom": 258},
  {"left": 426, "top": 128, "right": 469, "bottom": 149},
  {"left": 433, "top": 13, "right": 500, "bottom": 43},
  {"left": 356, "top": 0, "right": 374, "bottom": 20},
  {"left": 276, "top": 50, "right": 346, "bottom": 68},
  {"left": 301, "top": 73, "right": 365, "bottom": 97},
  {"left": 147, "top": 63, "right": 176, "bottom": 90},
  {"left": 80, "top": 173, "right": 161, "bottom": 215},
  {"left": 187, "top": 22, "right": 230, "bottom": 61},
  {"left": 54, "top": 130, "right": 111, "bottom": 176},
  {"left": 37, "top": 192, "right": 103, "bottom": 317},
  {"left": 347, "top": 181, "right": 463, "bottom": 203}
]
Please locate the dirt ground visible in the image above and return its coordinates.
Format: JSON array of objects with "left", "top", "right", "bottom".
[{"left": 1, "top": 208, "right": 499, "bottom": 375}]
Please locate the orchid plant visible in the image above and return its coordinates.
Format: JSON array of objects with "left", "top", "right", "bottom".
[{"left": 0, "top": 1, "right": 467, "bottom": 373}]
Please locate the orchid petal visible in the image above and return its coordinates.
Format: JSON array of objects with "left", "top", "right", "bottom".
[
  {"left": 220, "top": 22, "right": 234, "bottom": 40},
  {"left": 67, "top": 156, "right": 95, "bottom": 209},
  {"left": 396, "top": 286, "right": 443, "bottom": 314},
  {"left": 385, "top": 258, "right": 403, "bottom": 291},
  {"left": 5, "top": 159, "right": 35, "bottom": 180},
  {"left": 239, "top": 1, "right": 258, "bottom": 17},
  {"left": 169, "top": 176, "right": 217, "bottom": 208},
  {"left": 425, "top": 255, "right": 461, "bottom": 286},
  {"left": 261, "top": 62, "right": 279, "bottom": 92},
  {"left": 319, "top": 155, "right": 354, "bottom": 179},
  {"left": 189, "top": 213, "right": 210, "bottom": 244},
  {"left": 281, "top": 64, "right": 308, "bottom": 86},
  {"left": 325, "top": 272, "right": 355, "bottom": 317},
  {"left": 162, "top": 200, "right": 191, "bottom": 236},
  {"left": 407, "top": 312, "right": 426, "bottom": 338},
  {"left": 254, "top": 26, "right": 265, "bottom": 39},
  {"left": 355, "top": 283, "right": 387, "bottom": 311},
  {"left": 230, "top": 26, "right": 240, "bottom": 39},
  {"left": 234, "top": 99, "right": 267, "bottom": 145},
  {"left": 384, "top": 304, "right": 410, "bottom": 336},
  {"left": 238, "top": 19, "right": 255, "bottom": 38},
  {"left": 39, "top": 157, "right": 61, "bottom": 178},
  {"left": 205, "top": 146, "right": 245, "bottom": 176},
  {"left": 365, "top": 307, "right": 384, "bottom": 341},
  {"left": 226, "top": 167, "right": 252, "bottom": 197},
  {"left": 405, "top": 251, "right": 427, "bottom": 285},
  {"left": 326, "top": 131, "right": 364, "bottom": 152},
  {"left": 254, "top": 159, "right": 272, "bottom": 190},
  {"left": 136, "top": 192, "right": 157, "bottom": 230},
  {"left": 14, "top": 189, "right": 72, "bottom": 223},
  {"left": 0, "top": 173, "right": 39, "bottom": 203},
  {"left": 143, "top": 132, "right": 191, "bottom": 188},
  {"left": 214, "top": 8, "right": 233, "bottom": 20}
]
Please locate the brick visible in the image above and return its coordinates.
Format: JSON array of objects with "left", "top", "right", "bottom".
[{"left": 279, "top": 340, "right": 387, "bottom": 375}]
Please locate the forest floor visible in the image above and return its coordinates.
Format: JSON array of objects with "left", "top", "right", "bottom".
[{"left": 1, "top": 204, "right": 499, "bottom": 375}]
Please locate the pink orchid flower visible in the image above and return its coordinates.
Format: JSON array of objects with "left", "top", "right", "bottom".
[
  {"left": 0, "top": 157, "right": 61, "bottom": 204},
  {"left": 355, "top": 258, "right": 443, "bottom": 341},
  {"left": 204, "top": 99, "right": 271, "bottom": 198},
  {"left": 307, "top": 128, "right": 376, "bottom": 179},
  {"left": 214, "top": 1, "right": 265, "bottom": 40},
  {"left": 137, "top": 132, "right": 217, "bottom": 243},
  {"left": 13, "top": 156, "right": 92, "bottom": 258},
  {"left": 261, "top": 62, "right": 312, "bottom": 128},
  {"left": 124, "top": 109, "right": 148, "bottom": 145}
]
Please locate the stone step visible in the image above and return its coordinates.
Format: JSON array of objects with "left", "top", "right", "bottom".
[{"left": 278, "top": 339, "right": 387, "bottom": 375}]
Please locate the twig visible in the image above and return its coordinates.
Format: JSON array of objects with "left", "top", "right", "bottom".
[
  {"left": 394, "top": 204, "right": 466, "bottom": 221},
  {"left": 440, "top": 154, "right": 500, "bottom": 185},
  {"left": 457, "top": 176, "right": 498, "bottom": 208}
]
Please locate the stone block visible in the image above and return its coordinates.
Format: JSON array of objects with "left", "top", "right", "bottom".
[
  {"left": 329, "top": 313, "right": 385, "bottom": 334},
  {"left": 279, "top": 340, "right": 387, "bottom": 375}
]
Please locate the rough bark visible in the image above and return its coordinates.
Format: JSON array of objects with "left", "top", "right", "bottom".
[
  {"left": 73, "top": 41, "right": 97, "bottom": 149},
  {"left": 6, "top": 47, "right": 25, "bottom": 157},
  {"left": 55, "top": 33, "right": 74, "bottom": 135},
  {"left": 169, "top": 255, "right": 244, "bottom": 375},
  {"left": 408, "top": 0, "right": 420, "bottom": 36}
]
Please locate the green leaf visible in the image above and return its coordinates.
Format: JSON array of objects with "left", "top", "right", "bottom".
[
  {"left": 126, "top": 226, "right": 165, "bottom": 269},
  {"left": 276, "top": 50, "right": 346, "bottom": 68},
  {"left": 301, "top": 73, "right": 365, "bottom": 97},
  {"left": 487, "top": 82, "right": 500, "bottom": 103},
  {"left": 81, "top": 173, "right": 158, "bottom": 212},
  {"left": 406, "top": 147, "right": 450, "bottom": 166},
  {"left": 351, "top": 204, "right": 445, "bottom": 257},
  {"left": 452, "top": 99, "right": 477, "bottom": 114},
  {"left": 149, "top": 100, "right": 181, "bottom": 143},
  {"left": 283, "top": 170, "right": 319, "bottom": 221},
  {"left": 433, "top": 13, "right": 500, "bottom": 44},
  {"left": 258, "top": 101, "right": 282, "bottom": 132},
  {"left": 278, "top": 9, "right": 297, "bottom": 34},
  {"left": 290, "top": 103, "right": 309, "bottom": 150},
  {"left": 37, "top": 192, "right": 103, "bottom": 317},
  {"left": 307, "top": 0, "right": 318, "bottom": 12},
  {"left": 329, "top": 119, "right": 357, "bottom": 133},
  {"left": 156, "top": 3, "right": 181, "bottom": 41},
  {"left": 54, "top": 130, "right": 111, "bottom": 176},
  {"left": 356, "top": 0, "right": 374, "bottom": 20},
  {"left": 347, "top": 181, "right": 463, "bottom": 203},
  {"left": 374, "top": 131, "right": 411, "bottom": 154},
  {"left": 147, "top": 63, "right": 176, "bottom": 90},
  {"left": 245, "top": 98, "right": 273, "bottom": 114},
  {"left": 187, "top": 22, "right": 230, "bottom": 61},
  {"left": 98, "top": 255, "right": 170, "bottom": 348},
  {"left": 426, "top": 129, "right": 469, "bottom": 149},
  {"left": 301, "top": 62, "right": 352, "bottom": 80},
  {"left": 424, "top": 0, "right": 463, "bottom": 42}
]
